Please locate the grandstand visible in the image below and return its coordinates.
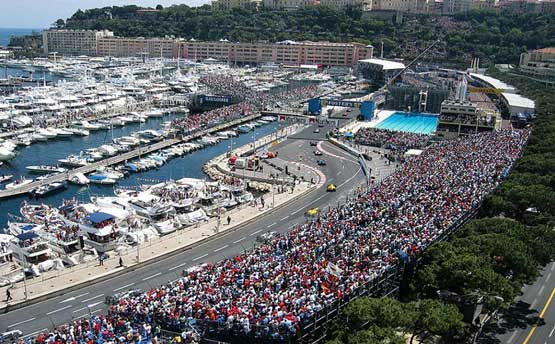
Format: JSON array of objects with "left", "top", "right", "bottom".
[{"left": 30, "top": 128, "right": 530, "bottom": 343}]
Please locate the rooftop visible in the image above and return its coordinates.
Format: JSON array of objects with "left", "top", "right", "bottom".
[
  {"left": 502, "top": 92, "right": 535, "bottom": 109},
  {"left": 534, "top": 47, "right": 555, "bottom": 54},
  {"left": 358, "top": 58, "right": 405, "bottom": 70},
  {"left": 469, "top": 73, "right": 516, "bottom": 93}
]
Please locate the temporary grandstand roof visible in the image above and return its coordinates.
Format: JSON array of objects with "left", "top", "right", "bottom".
[
  {"left": 502, "top": 92, "right": 535, "bottom": 109},
  {"left": 359, "top": 58, "right": 406, "bottom": 70},
  {"left": 469, "top": 73, "right": 516, "bottom": 93}
]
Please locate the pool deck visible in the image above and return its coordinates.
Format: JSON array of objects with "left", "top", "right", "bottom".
[{"left": 341, "top": 110, "right": 396, "bottom": 134}]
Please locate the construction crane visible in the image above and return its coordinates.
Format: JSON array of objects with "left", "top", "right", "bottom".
[{"left": 371, "top": 39, "right": 442, "bottom": 105}]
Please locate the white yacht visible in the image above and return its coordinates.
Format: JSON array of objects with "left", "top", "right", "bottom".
[
  {"left": 67, "top": 128, "right": 90, "bottom": 136},
  {"left": 69, "top": 172, "right": 90, "bottom": 185},
  {"left": 5, "top": 177, "right": 33, "bottom": 190}
]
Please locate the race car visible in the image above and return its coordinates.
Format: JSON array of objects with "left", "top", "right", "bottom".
[
  {"left": 327, "top": 183, "right": 337, "bottom": 192},
  {"left": 306, "top": 207, "right": 319, "bottom": 216},
  {"left": 313, "top": 150, "right": 323, "bottom": 156},
  {"left": 317, "top": 160, "right": 326, "bottom": 166}
]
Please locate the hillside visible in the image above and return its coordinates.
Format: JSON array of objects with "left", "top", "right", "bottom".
[{"left": 58, "top": 5, "right": 555, "bottom": 67}]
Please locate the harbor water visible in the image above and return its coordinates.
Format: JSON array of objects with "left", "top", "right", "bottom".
[{"left": 0, "top": 115, "right": 285, "bottom": 230}]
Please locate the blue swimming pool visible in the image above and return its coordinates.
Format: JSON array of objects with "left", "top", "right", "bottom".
[{"left": 375, "top": 112, "right": 438, "bottom": 135}]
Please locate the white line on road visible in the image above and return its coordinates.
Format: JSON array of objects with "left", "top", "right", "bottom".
[
  {"left": 551, "top": 264, "right": 555, "bottom": 271},
  {"left": 507, "top": 330, "right": 517, "bottom": 343},
  {"left": 87, "top": 301, "right": 102, "bottom": 308},
  {"left": 214, "top": 244, "right": 229, "bottom": 252},
  {"left": 142, "top": 272, "right": 162, "bottom": 281},
  {"left": 338, "top": 167, "right": 362, "bottom": 188},
  {"left": 60, "top": 297, "right": 76, "bottom": 304},
  {"left": 549, "top": 324, "right": 555, "bottom": 337},
  {"left": 168, "top": 262, "right": 188, "bottom": 271},
  {"left": 233, "top": 237, "right": 245, "bottom": 244},
  {"left": 114, "top": 283, "right": 135, "bottom": 292},
  {"left": 8, "top": 317, "right": 36, "bottom": 328},
  {"left": 540, "top": 285, "right": 546, "bottom": 295},
  {"left": 267, "top": 222, "right": 277, "bottom": 228},
  {"left": 81, "top": 294, "right": 104, "bottom": 303},
  {"left": 307, "top": 194, "right": 326, "bottom": 207},
  {"left": 337, "top": 171, "right": 342, "bottom": 176},
  {"left": 72, "top": 306, "right": 88, "bottom": 313},
  {"left": 291, "top": 208, "right": 303, "bottom": 215},
  {"left": 280, "top": 215, "right": 289, "bottom": 221},
  {"left": 547, "top": 272, "right": 552, "bottom": 282},
  {"left": 192, "top": 253, "right": 208, "bottom": 261},
  {"left": 46, "top": 305, "right": 72, "bottom": 315},
  {"left": 532, "top": 298, "right": 538, "bottom": 309},
  {"left": 74, "top": 292, "right": 90, "bottom": 299},
  {"left": 249, "top": 229, "right": 262, "bottom": 237}
]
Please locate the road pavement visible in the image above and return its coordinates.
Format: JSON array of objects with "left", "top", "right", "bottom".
[
  {"left": 478, "top": 262, "right": 555, "bottom": 344},
  {"left": 0, "top": 131, "right": 380, "bottom": 338}
]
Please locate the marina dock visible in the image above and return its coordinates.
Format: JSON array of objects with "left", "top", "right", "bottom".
[{"left": 0, "top": 113, "right": 262, "bottom": 199}]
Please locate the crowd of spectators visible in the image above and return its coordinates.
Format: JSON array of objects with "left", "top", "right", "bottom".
[
  {"left": 25, "top": 128, "right": 529, "bottom": 343},
  {"left": 171, "top": 103, "right": 254, "bottom": 135},
  {"left": 199, "top": 75, "right": 318, "bottom": 108},
  {"left": 355, "top": 127, "right": 430, "bottom": 154}
]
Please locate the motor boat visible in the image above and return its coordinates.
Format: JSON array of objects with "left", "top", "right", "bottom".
[
  {"left": 114, "top": 136, "right": 140, "bottom": 147},
  {"left": 88, "top": 174, "right": 117, "bottom": 185},
  {"left": 69, "top": 172, "right": 90, "bottom": 185},
  {"left": 26, "top": 165, "right": 67, "bottom": 174},
  {"left": 98, "top": 144, "right": 119, "bottom": 156},
  {"left": 30, "top": 181, "right": 67, "bottom": 197},
  {"left": 30, "top": 133, "right": 48, "bottom": 142},
  {"left": 58, "top": 155, "right": 88, "bottom": 167},
  {"left": 237, "top": 125, "right": 251, "bottom": 133},
  {"left": 37, "top": 128, "right": 58, "bottom": 139},
  {"left": 53, "top": 128, "right": 74, "bottom": 137},
  {"left": 0, "top": 174, "right": 13, "bottom": 183},
  {"left": 67, "top": 128, "right": 89, "bottom": 136},
  {"left": 145, "top": 109, "right": 164, "bottom": 117},
  {"left": 5, "top": 177, "right": 33, "bottom": 190},
  {"left": 0, "top": 147, "right": 16, "bottom": 161},
  {"left": 72, "top": 120, "right": 101, "bottom": 131}
]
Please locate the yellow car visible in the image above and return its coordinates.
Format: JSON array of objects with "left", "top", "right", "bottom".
[
  {"left": 306, "top": 207, "right": 319, "bottom": 216},
  {"left": 327, "top": 184, "right": 337, "bottom": 192}
]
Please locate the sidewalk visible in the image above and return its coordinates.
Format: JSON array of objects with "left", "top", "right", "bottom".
[{"left": 0, "top": 180, "right": 318, "bottom": 310}]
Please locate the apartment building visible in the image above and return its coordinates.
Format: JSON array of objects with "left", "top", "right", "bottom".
[
  {"left": 97, "top": 36, "right": 179, "bottom": 58},
  {"left": 371, "top": 0, "right": 420, "bottom": 12},
  {"left": 42, "top": 29, "right": 114, "bottom": 56},
  {"left": 212, "top": 0, "right": 260, "bottom": 9},
  {"left": 499, "top": 0, "right": 555, "bottom": 13},
  {"left": 320, "top": 0, "right": 371, "bottom": 9},
  {"left": 180, "top": 40, "right": 373, "bottom": 67},
  {"left": 263, "top": 0, "right": 317, "bottom": 9},
  {"left": 519, "top": 47, "right": 555, "bottom": 85}
]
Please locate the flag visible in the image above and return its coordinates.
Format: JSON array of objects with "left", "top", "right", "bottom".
[{"left": 326, "top": 262, "right": 343, "bottom": 283}]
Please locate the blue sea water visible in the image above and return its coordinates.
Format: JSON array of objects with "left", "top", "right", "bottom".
[
  {"left": 0, "top": 117, "right": 285, "bottom": 230},
  {"left": 0, "top": 28, "right": 40, "bottom": 47},
  {"left": 375, "top": 112, "right": 438, "bottom": 135}
]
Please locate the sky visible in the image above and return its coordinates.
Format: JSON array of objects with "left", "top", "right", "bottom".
[{"left": 0, "top": 0, "right": 210, "bottom": 29}]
